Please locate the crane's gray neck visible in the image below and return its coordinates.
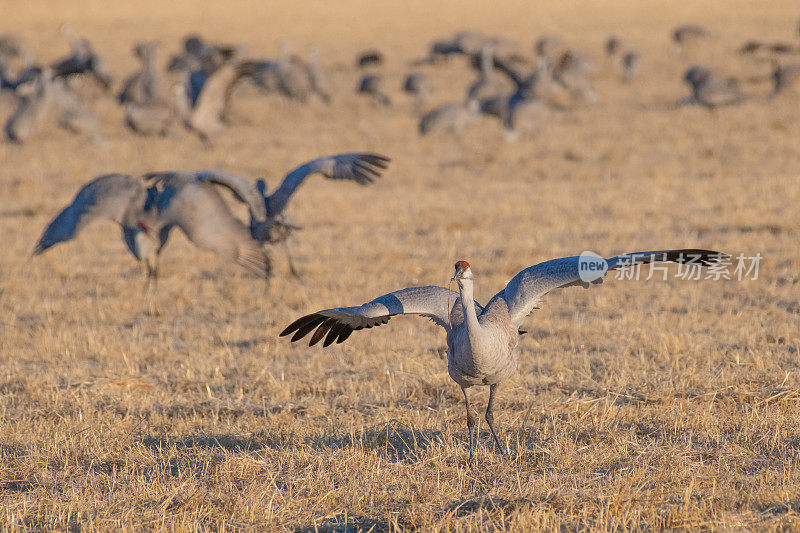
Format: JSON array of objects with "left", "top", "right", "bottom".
[
  {"left": 480, "top": 46, "right": 492, "bottom": 74},
  {"left": 256, "top": 178, "right": 268, "bottom": 198},
  {"left": 458, "top": 277, "right": 484, "bottom": 349},
  {"left": 537, "top": 56, "right": 547, "bottom": 70},
  {"left": 249, "top": 179, "right": 278, "bottom": 242},
  {"left": 257, "top": 179, "right": 273, "bottom": 218},
  {"left": 142, "top": 50, "right": 157, "bottom": 72},
  {"left": 278, "top": 43, "right": 291, "bottom": 65},
  {"left": 172, "top": 79, "right": 192, "bottom": 122}
]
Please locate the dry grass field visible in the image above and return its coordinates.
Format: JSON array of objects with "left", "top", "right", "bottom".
[{"left": 1, "top": 0, "right": 800, "bottom": 530}]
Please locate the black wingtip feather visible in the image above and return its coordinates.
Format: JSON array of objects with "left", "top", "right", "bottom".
[
  {"left": 323, "top": 323, "right": 346, "bottom": 347},
  {"left": 336, "top": 327, "right": 353, "bottom": 344},
  {"left": 619, "top": 249, "right": 729, "bottom": 268},
  {"left": 353, "top": 161, "right": 378, "bottom": 177},
  {"left": 357, "top": 154, "right": 390, "bottom": 169},
  {"left": 280, "top": 313, "right": 319, "bottom": 337},
  {"left": 31, "top": 241, "right": 46, "bottom": 256},
  {"left": 665, "top": 249, "right": 729, "bottom": 266},
  {"left": 291, "top": 315, "right": 327, "bottom": 342},
  {"left": 362, "top": 154, "right": 390, "bottom": 167},
  {"left": 308, "top": 319, "right": 334, "bottom": 346}
]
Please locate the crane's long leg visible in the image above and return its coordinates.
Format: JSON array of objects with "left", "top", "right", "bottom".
[
  {"left": 198, "top": 131, "right": 214, "bottom": 150},
  {"left": 485, "top": 383, "right": 505, "bottom": 456},
  {"left": 462, "top": 386, "right": 478, "bottom": 463},
  {"left": 282, "top": 240, "right": 301, "bottom": 280},
  {"left": 142, "top": 261, "right": 160, "bottom": 316}
]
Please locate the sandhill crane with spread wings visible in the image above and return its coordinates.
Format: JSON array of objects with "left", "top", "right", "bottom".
[
  {"left": 173, "top": 54, "right": 259, "bottom": 141},
  {"left": 466, "top": 45, "right": 508, "bottom": 103},
  {"left": 158, "top": 153, "right": 390, "bottom": 276},
  {"left": 476, "top": 55, "right": 564, "bottom": 138},
  {"left": 33, "top": 153, "right": 389, "bottom": 312},
  {"left": 50, "top": 25, "right": 113, "bottom": 90},
  {"left": 282, "top": 249, "right": 726, "bottom": 462},
  {"left": 32, "top": 173, "right": 269, "bottom": 314}
]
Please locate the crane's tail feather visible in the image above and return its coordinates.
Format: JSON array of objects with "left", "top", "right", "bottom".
[
  {"left": 235, "top": 242, "right": 272, "bottom": 279},
  {"left": 31, "top": 240, "right": 49, "bottom": 256}
]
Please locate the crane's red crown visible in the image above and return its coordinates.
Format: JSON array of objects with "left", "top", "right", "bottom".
[
  {"left": 455, "top": 260, "right": 470, "bottom": 270},
  {"left": 137, "top": 221, "right": 148, "bottom": 231}
]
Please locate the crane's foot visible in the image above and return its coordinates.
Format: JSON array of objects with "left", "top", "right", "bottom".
[
  {"left": 492, "top": 440, "right": 507, "bottom": 457},
  {"left": 144, "top": 282, "right": 160, "bottom": 316},
  {"left": 146, "top": 299, "right": 161, "bottom": 317},
  {"left": 283, "top": 242, "right": 303, "bottom": 282},
  {"left": 288, "top": 266, "right": 303, "bottom": 282}
]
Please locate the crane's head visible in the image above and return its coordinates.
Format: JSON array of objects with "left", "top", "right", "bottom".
[
  {"left": 452, "top": 260, "right": 473, "bottom": 283},
  {"left": 123, "top": 218, "right": 160, "bottom": 267},
  {"left": 134, "top": 219, "right": 161, "bottom": 247},
  {"left": 684, "top": 65, "right": 710, "bottom": 89},
  {"left": 256, "top": 179, "right": 268, "bottom": 199},
  {"left": 184, "top": 34, "right": 204, "bottom": 56}
]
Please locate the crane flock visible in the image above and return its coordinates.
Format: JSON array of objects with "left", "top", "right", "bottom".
[{"left": 2, "top": 19, "right": 799, "bottom": 144}]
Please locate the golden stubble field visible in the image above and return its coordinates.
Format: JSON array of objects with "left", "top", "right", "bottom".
[{"left": 1, "top": 0, "right": 799, "bottom": 530}]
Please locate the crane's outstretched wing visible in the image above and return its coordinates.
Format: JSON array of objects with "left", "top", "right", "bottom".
[
  {"left": 265, "top": 153, "right": 390, "bottom": 218},
  {"left": 488, "top": 249, "right": 727, "bottom": 328},
  {"left": 141, "top": 171, "right": 196, "bottom": 188},
  {"left": 152, "top": 178, "right": 271, "bottom": 279},
  {"left": 33, "top": 174, "right": 147, "bottom": 255},
  {"left": 190, "top": 59, "right": 258, "bottom": 136},
  {"left": 281, "top": 285, "right": 478, "bottom": 348},
  {"left": 469, "top": 51, "right": 524, "bottom": 87}
]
